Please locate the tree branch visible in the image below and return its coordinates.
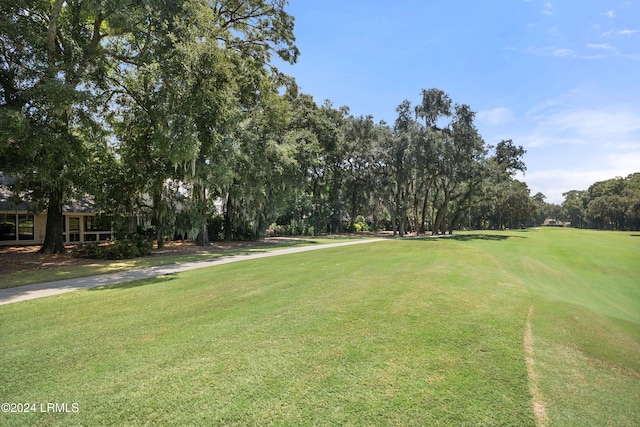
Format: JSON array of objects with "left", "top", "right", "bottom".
[{"left": 47, "top": 0, "right": 65, "bottom": 67}]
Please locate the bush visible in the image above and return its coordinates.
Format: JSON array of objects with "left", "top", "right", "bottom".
[
  {"left": 71, "top": 242, "right": 102, "bottom": 259},
  {"left": 102, "top": 240, "right": 138, "bottom": 260},
  {"left": 349, "top": 215, "right": 370, "bottom": 233},
  {"left": 207, "top": 215, "right": 224, "bottom": 241},
  {"left": 267, "top": 219, "right": 316, "bottom": 237},
  {"left": 71, "top": 234, "right": 153, "bottom": 260},
  {"left": 266, "top": 223, "right": 282, "bottom": 237},
  {"left": 290, "top": 219, "right": 315, "bottom": 236}
]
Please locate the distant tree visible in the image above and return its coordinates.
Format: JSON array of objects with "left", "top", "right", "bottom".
[
  {"left": 430, "top": 104, "right": 486, "bottom": 235},
  {"left": 382, "top": 100, "right": 420, "bottom": 236},
  {"left": 494, "top": 139, "right": 526, "bottom": 176},
  {"left": 188, "top": 0, "right": 299, "bottom": 244},
  {"left": 561, "top": 173, "right": 640, "bottom": 230},
  {"left": 531, "top": 192, "right": 547, "bottom": 225},
  {"left": 342, "top": 115, "right": 379, "bottom": 228},
  {"left": 623, "top": 173, "right": 640, "bottom": 230},
  {"left": 562, "top": 190, "right": 586, "bottom": 228}
]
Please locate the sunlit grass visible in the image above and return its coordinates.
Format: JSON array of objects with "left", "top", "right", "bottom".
[
  {"left": 0, "top": 237, "right": 356, "bottom": 289},
  {"left": 0, "top": 229, "right": 638, "bottom": 425},
  {"left": 462, "top": 228, "right": 640, "bottom": 426}
]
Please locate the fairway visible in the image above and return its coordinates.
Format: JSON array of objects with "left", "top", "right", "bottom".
[{"left": 0, "top": 229, "right": 638, "bottom": 425}]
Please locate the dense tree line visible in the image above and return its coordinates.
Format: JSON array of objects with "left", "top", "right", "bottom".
[
  {"left": 2, "top": 1, "right": 559, "bottom": 253},
  {"left": 559, "top": 174, "right": 640, "bottom": 231}
]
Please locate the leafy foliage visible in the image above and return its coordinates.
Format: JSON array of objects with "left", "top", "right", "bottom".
[
  {"left": 559, "top": 173, "right": 640, "bottom": 230},
  {"left": 2, "top": 2, "right": 556, "bottom": 244},
  {"left": 71, "top": 234, "right": 153, "bottom": 260}
]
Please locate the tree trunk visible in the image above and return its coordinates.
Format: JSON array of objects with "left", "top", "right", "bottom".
[
  {"left": 195, "top": 223, "right": 209, "bottom": 246},
  {"left": 448, "top": 210, "right": 463, "bottom": 235},
  {"left": 497, "top": 206, "right": 505, "bottom": 230},
  {"left": 350, "top": 188, "right": 357, "bottom": 227},
  {"left": 399, "top": 186, "right": 408, "bottom": 237},
  {"left": 224, "top": 191, "right": 233, "bottom": 241},
  {"left": 432, "top": 193, "right": 449, "bottom": 235},
  {"left": 152, "top": 192, "right": 164, "bottom": 249},
  {"left": 386, "top": 200, "right": 397, "bottom": 236},
  {"left": 420, "top": 187, "right": 430, "bottom": 234},
  {"left": 330, "top": 165, "right": 342, "bottom": 233},
  {"left": 39, "top": 183, "right": 66, "bottom": 254},
  {"left": 195, "top": 185, "right": 210, "bottom": 246}
]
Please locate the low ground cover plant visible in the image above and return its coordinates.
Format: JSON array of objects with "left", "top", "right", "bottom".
[{"left": 71, "top": 234, "right": 153, "bottom": 260}]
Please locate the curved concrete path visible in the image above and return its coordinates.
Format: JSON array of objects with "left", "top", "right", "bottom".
[{"left": 0, "top": 239, "right": 385, "bottom": 306}]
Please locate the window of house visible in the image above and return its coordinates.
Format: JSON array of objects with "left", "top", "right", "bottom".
[
  {"left": 85, "top": 215, "right": 111, "bottom": 231},
  {"left": 68, "top": 217, "right": 80, "bottom": 242},
  {"left": 0, "top": 214, "right": 17, "bottom": 241},
  {"left": 68, "top": 217, "right": 80, "bottom": 232},
  {"left": 18, "top": 214, "right": 34, "bottom": 240}
]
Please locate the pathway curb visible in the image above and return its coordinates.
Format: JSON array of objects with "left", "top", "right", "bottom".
[{"left": 0, "top": 239, "right": 385, "bottom": 306}]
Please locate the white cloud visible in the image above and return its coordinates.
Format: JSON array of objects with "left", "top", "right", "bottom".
[
  {"left": 525, "top": 45, "right": 613, "bottom": 60},
  {"left": 523, "top": 154, "right": 640, "bottom": 203},
  {"left": 603, "top": 10, "right": 615, "bottom": 18},
  {"left": 523, "top": 169, "right": 625, "bottom": 203},
  {"left": 602, "top": 28, "right": 640, "bottom": 37},
  {"left": 522, "top": 108, "right": 640, "bottom": 148},
  {"left": 513, "top": 106, "right": 640, "bottom": 202},
  {"left": 553, "top": 48, "right": 575, "bottom": 57},
  {"left": 606, "top": 152, "right": 640, "bottom": 172},
  {"left": 477, "top": 107, "right": 515, "bottom": 126},
  {"left": 587, "top": 43, "right": 615, "bottom": 50},
  {"left": 527, "top": 46, "right": 575, "bottom": 57},
  {"left": 525, "top": 89, "right": 584, "bottom": 116}
]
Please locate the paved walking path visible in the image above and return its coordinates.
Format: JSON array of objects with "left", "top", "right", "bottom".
[{"left": 0, "top": 239, "right": 385, "bottom": 306}]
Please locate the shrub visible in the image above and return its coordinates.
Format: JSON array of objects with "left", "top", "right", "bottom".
[
  {"left": 289, "top": 219, "right": 315, "bottom": 236},
  {"left": 102, "top": 240, "right": 138, "bottom": 260},
  {"left": 71, "top": 234, "right": 153, "bottom": 260},
  {"left": 349, "top": 215, "right": 370, "bottom": 233},
  {"left": 267, "top": 223, "right": 282, "bottom": 237},
  {"left": 207, "top": 215, "right": 224, "bottom": 241},
  {"left": 71, "top": 242, "right": 102, "bottom": 259}
]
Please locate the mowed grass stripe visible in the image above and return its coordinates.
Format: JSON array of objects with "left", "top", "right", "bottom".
[
  {"left": 1, "top": 240, "right": 536, "bottom": 426},
  {"left": 456, "top": 229, "right": 640, "bottom": 426}
]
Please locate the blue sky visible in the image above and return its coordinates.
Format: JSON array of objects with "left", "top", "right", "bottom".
[{"left": 275, "top": 0, "right": 640, "bottom": 203}]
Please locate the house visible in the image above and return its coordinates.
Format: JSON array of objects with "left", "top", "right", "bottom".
[
  {"left": 0, "top": 176, "right": 113, "bottom": 246},
  {"left": 542, "top": 218, "right": 571, "bottom": 227}
]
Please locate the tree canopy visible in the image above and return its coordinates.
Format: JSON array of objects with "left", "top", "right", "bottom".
[
  {"left": 559, "top": 173, "right": 640, "bottom": 231},
  {"left": 6, "top": 2, "right": 631, "bottom": 251}
]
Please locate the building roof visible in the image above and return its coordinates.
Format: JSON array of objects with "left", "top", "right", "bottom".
[
  {"left": 0, "top": 174, "right": 100, "bottom": 214},
  {"left": 0, "top": 187, "right": 31, "bottom": 211}
]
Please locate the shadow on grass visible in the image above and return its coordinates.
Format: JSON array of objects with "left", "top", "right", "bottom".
[
  {"left": 88, "top": 274, "right": 178, "bottom": 291},
  {"left": 417, "top": 233, "right": 528, "bottom": 242},
  {"left": 450, "top": 234, "right": 527, "bottom": 242}
]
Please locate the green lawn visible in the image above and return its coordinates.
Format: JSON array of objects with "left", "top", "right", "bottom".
[
  {"left": 0, "top": 237, "right": 356, "bottom": 289},
  {"left": 0, "top": 229, "right": 638, "bottom": 425}
]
